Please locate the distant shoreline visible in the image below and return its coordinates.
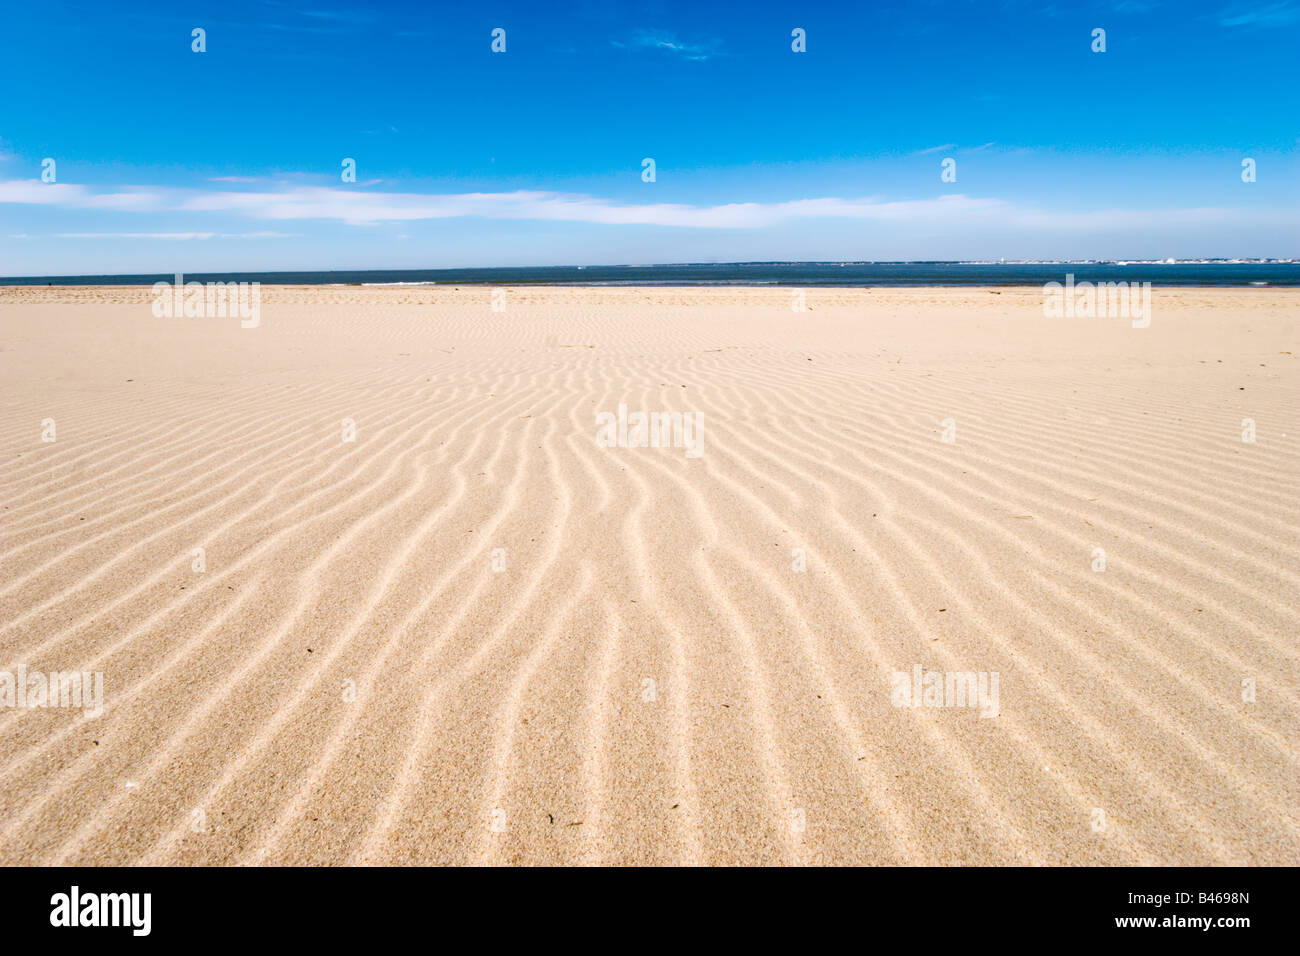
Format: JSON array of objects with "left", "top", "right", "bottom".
[{"left": 3, "top": 261, "right": 1299, "bottom": 288}]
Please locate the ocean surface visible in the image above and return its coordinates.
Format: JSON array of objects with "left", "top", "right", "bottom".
[{"left": 3, "top": 262, "right": 1297, "bottom": 287}]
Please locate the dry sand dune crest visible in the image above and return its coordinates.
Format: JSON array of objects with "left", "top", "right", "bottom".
[{"left": 0, "top": 285, "right": 1296, "bottom": 865}]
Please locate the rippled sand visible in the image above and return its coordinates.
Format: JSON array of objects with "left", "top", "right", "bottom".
[{"left": 0, "top": 284, "right": 1296, "bottom": 865}]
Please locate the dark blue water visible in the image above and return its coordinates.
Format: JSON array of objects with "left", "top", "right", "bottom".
[{"left": 3, "top": 262, "right": 1297, "bottom": 287}]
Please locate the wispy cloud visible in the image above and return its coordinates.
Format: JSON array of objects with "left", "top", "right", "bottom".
[
  {"left": 0, "top": 181, "right": 160, "bottom": 210},
  {"left": 1218, "top": 1, "right": 1300, "bottom": 26},
  {"left": 300, "top": 9, "right": 373, "bottom": 22},
  {"left": 54, "top": 231, "right": 298, "bottom": 240},
  {"left": 0, "top": 178, "right": 998, "bottom": 227},
  {"left": 915, "top": 143, "right": 997, "bottom": 156},
  {"left": 613, "top": 29, "right": 720, "bottom": 61},
  {"left": 1113, "top": 1, "right": 1161, "bottom": 13},
  {"left": 1, "top": 179, "right": 1291, "bottom": 236}
]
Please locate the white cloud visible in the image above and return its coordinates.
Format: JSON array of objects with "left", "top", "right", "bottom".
[
  {"left": 0, "top": 180, "right": 164, "bottom": 209},
  {"left": 615, "top": 29, "right": 719, "bottom": 61},
  {"left": 0, "top": 179, "right": 1292, "bottom": 237},
  {"left": 54, "top": 231, "right": 299, "bottom": 240},
  {"left": 1219, "top": 1, "right": 1300, "bottom": 26}
]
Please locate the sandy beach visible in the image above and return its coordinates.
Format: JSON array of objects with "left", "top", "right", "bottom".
[{"left": 0, "top": 283, "right": 1296, "bottom": 866}]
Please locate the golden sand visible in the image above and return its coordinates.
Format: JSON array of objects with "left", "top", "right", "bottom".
[{"left": 0, "top": 284, "right": 1296, "bottom": 865}]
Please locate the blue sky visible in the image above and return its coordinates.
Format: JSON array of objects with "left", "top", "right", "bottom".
[{"left": 1, "top": 0, "right": 1297, "bottom": 274}]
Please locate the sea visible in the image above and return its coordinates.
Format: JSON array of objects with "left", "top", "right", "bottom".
[{"left": 3, "top": 262, "right": 1297, "bottom": 287}]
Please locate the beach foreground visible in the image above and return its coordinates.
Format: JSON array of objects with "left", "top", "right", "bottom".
[{"left": 0, "top": 284, "right": 1296, "bottom": 865}]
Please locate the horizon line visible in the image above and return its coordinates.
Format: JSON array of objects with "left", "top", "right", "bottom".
[{"left": 2, "top": 256, "right": 1300, "bottom": 282}]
